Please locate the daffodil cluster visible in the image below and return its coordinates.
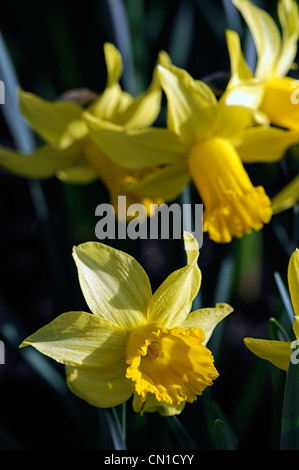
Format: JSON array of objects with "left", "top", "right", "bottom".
[
  {"left": 1, "top": 0, "right": 299, "bottom": 243},
  {"left": 2, "top": 0, "right": 299, "bottom": 420}
]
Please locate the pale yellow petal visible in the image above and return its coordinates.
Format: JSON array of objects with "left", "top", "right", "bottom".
[
  {"left": 85, "top": 113, "right": 187, "bottom": 168},
  {"left": 275, "top": 0, "right": 299, "bottom": 77},
  {"left": 19, "top": 311, "right": 126, "bottom": 367},
  {"left": 181, "top": 303, "right": 233, "bottom": 345},
  {"left": 72, "top": 242, "right": 152, "bottom": 329},
  {"left": 124, "top": 160, "right": 190, "bottom": 202},
  {"left": 272, "top": 174, "right": 299, "bottom": 214},
  {"left": 19, "top": 89, "right": 87, "bottom": 149},
  {"left": 288, "top": 248, "right": 299, "bottom": 317},
  {"left": 215, "top": 102, "right": 256, "bottom": 139},
  {"left": 147, "top": 232, "right": 201, "bottom": 328},
  {"left": 157, "top": 64, "right": 218, "bottom": 142},
  {"left": 233, "top": 0, "right": 281, "bottom": 79},
  {"left": 111, "top": 50, "right": 171, "bottom": 129},
  {"left": 104, "top": 42, "right": 123, "bottom": 86},
  {"left": 132, "top": 392, "right": 185, "bottom": 416},
  {"left": 66, "top": 360, "right": 134, "bottom": 408},
  {"left": 293, "top": 316, "right": 299, "bottom": 338},
  {"left": 57, "top": 163, "right": 97, "bottom": 184},
  {"left": 0, "top": 144, "right": 82, "bottom": 179},
  {"left": 225, "top": 29, "right": 253, "bottom": 82},
  {"left": 244, "top": 337, "right": 292, "bottom": 371},
  {"left": 234, "top": 126, "right": 299, "bottom": 163},
  {"left": 88, "top": 83, "right": 132, "bottom": 122}
]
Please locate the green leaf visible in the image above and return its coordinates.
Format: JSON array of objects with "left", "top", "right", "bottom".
[
  {"left": 274, "top": 271, "right": 295, "bottom": 326},
  {"left": 214, "top": 418, "right": 238, "bottom": 450},
  {"left": 280, "top": 356, "right": 299, "bottom": 450},
  {"left": 166, "top": 416, "right": 200, "bottom": 450}
]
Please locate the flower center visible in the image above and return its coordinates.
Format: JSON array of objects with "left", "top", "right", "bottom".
[
  {"left": 125, "top": 323, "right": 218, "bottom": 406},
  {"left": 187, "top": 137, "right": 272, "bottom": 243}
]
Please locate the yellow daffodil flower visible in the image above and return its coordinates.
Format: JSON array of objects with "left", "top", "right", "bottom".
[
  {"left": 225, "top": 0, "right": 299, "bottom": 131},
  {"left": 0, "top": 43, "right": 167, "bottom": 218},
  {"left": 19, "top": 232, "right": 233, "bottom": 416},
  {"left": 244, "top": 249, "right": 299, "bottom": 370},
  {"left": 83, "top": 63, "right": 299, "bottom": 243}
]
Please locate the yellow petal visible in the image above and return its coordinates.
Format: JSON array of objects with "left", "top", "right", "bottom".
[
  {"left": 232, "top": 0, "right": 281, "bottom": 80},
  {"left": 88, "top": 83, "right": 131, "bottom": 122},
  {"left": 111, "top": 50, "right": 171, "bottom": 129},
  {"left": 66, "top": 360, "right": 134, "bottom": 408},
  {"left": 104, "top": 42, "right": 123, "bottom": 86},
  {"left": 275, "top": 0, "right": 299, "bottom": 77},
  {"left": 72, "top": 242, "right": 152, "bottom": 329},
  {"left": 84, "top": 140, "right": 164, "bottom": 218},
  {"left": 288, "top": 248, "right": 299, "bottom": 317},
  {"left": 234, "top": 125, "right": 299, "bottom": 163},
  {"left": 215, "top": 102, "right": 256, "bottom": 139},
  {"left": 225, "top": 29, "right": 253, "bottom": 82},
  {"left": 132, "top": 392, "right": 185, "bottom": 416},
  {"left": 271, "top": 174, "right": 299, "bottom": 214},
  {"left": 19, "top": 89, "right": 87, "bottom": 149},
  {"left": 85, "top": 113, "right": 187, "bottom": 168},
  {"left": 19, "top": 311, "right": 126, "bottom": 367},
  {"left": 293, "top": 316, "right": 299, "bottom": 339},
  {"left": 0, "top": 144, "right": 82, "bottom": 179},
  {"left": 157, "top": 64, "right": 218, "bottom": 142},
  {"left": 57, "top": 163, "right": 97, "bottom": 184},
  {"left": 244, "top": 337, "right": 292, "bottom": 371},
  {"left": 181, "top": 303, "right": 234, "bottom": 345},
  {"left": 123, "top": 160, "right": 191, "bottom": 202},
  {"left": 147, "top": 232, "right": 201, "bottom": 327}
]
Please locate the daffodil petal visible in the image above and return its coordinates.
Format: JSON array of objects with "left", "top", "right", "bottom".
[
  {"left": 234, "top": 126, "right": 299, "bottom": 163},
  {"left": 271, "top": 174, "right": 299, "bottom": 214},
  {"left": 225, "top": 29, "right": 253, "bottom": 83},
  {"left": 57, "top": 163, "right": 98, "bottom": 184},
  {"left": 104, "top": 42, "right": 123, "bottom": 86},
  {"left": 157, "top": 64, "right": 218, "bottom": 142},
  {"left": 72, "top": 242, "right": 152, "bottom": 329},
  {"left": 132, "top": 392, "right": 185, "bottom": 416},
  {"left": 293, "top": 316, "right": 299, "bottom": 339},
  {"left": 19, "top": 89, "right": 87, "bottom": 149},
  {"left": 288, "top": 248, "right": 299, "bottom": 318},
  {"left": 124, "top": 160, "right": 191, "bottom": 202},
  {"left": 112, "top": 87, "right": 161, "bottom": 129},
  {"left": 275, "top": 0, "right": 299, "bottom": 77},
  {"left": 0, "top": 144, "right": 82, "bottom": 179},
  {"left": 233, "top": 0, "right": 281, "bottom": 79},
  {"left": 147, "top": 232, "right": 201, "bottom": 328},
  {"left": 88, "top": 83, "right": 132, "bottom": 122},
  {"left": 85, "top": 113, "right": 187, "bottom": 168},
  {"left": 215, "top": 102, "right": 256, "bottom": 139},
  {"left": 243, "top": 337, "right": 292, "bottom": 371},
  {"left": 66, "top": 360, "right": 134, "bottom": 408},
  {"left": 181, "top": 303, "right": 233, "bottom": 345},
  {"left": 19, "top": 311, "right": 127, "bottom": 367},
  {"left": 111, "top": 50, "right": 171, "bottom": 129}
]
